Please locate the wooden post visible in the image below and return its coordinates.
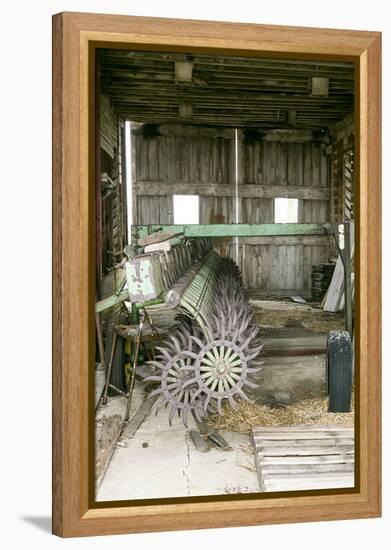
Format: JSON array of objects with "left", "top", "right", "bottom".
[
  {"left": 131, "top": 127, "right": 138, "bottom": 230},
  {"left": 235, "top": 128, "right": 244, "bottom": 268},
  {"left": 344, "top": 222, "right": 353, "bottom": 336},
  {"left": 95, "top": 65, "right": 103, "bottom": 297},
  {"left": 120, "top": 120, "right": 129, "bottom": 245}
]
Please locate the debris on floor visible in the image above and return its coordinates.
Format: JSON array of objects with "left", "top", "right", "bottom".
[
  {"left": 95, "top": 389, "right": 144, "bottom": 489},
  {"left": 290, "top": 295, "right": 307, "bottom": 304},
  {"left": 196, "top": 420, "right": 232, "bottom": 450},
  {"left": 189, "top": 429, "right": 209, "bottom": 453},
  {"left": 96, "top": 383, "right": 260, "bottom": 501},
  {"left": 96, "top": 413, "right": 123, "bottom": 484},
  {"left": 95, "top": 296, "right": 353, "bottom": 500},
  {"left": 251, "top": 300, "right": 345, "bottom": 333},
  {"left": 206, "top": 395, "right": 354, "bottom": 435}
]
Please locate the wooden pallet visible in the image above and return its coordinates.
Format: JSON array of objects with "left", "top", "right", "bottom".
[{"left": 251, "top": 426, "right": 354, "bottom": 492}]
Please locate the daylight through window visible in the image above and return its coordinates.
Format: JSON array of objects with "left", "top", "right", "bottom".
[
  {"left": 274, "top": 198, "right": 298, "bottom": 223},
  {"left": 173, "top": 195, "right": 199, "bottom": 225}
]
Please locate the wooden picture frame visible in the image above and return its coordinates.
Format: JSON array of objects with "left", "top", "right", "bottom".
[{"left": 52, "top": 12, "right": 381, "bottom": 537}]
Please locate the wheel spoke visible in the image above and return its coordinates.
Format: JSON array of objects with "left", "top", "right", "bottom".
[
  {"left": 206, "top": 350, "right": 216, "bottom": 361},
  {"left": 210, "top": 379, "right": 219, "bottom": 391},
  {"left": 223, "top": 347, "right": 232, "bottom": 361},
  {"left": 228, "top": 358, "right": 242, "bottom": 367},
  {"left": 226, "top": 374, "right": 237, "bottom": 387},
  {"left": 230, "top": 366, "right": 243, "bottom": 373}
]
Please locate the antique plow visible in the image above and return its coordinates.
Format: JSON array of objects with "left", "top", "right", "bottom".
[
  {"left": 145, "top": 252, "right": 263, "bottom": 426},
  {"left": 98, "top": 233, "right": 263, "bottom": 426}
]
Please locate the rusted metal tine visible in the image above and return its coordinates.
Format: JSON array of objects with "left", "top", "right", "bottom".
[
  {"left": 125, "top": 314, "right": 145, "bottom": 422},
  {"left": 108, "top": 384, "right": 128, "bottom": 398},
  {"left": 102, "top": 331, "right": 117, "bottom": 405},
  {"left": 143, "top": 308, "right": 163, "bottom": 360},
  {"left": 95, "top": 312, "right": 105, "bottom": 368},
  {"left": 102, "top": 308, "right": 122, "bottom": 405}
]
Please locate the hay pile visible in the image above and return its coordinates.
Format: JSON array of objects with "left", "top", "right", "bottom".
[
  {"left": 253, "top": 309, "right": 345, "bottom": 333},
  {"left": 206, "top": 396, "right": 354, "bottom": 434}
]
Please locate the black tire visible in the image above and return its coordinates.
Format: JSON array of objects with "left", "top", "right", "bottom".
[
  {"left": 327, "top": 330, "right": 353, "bottom": 412},
  {"left": 104, "top": 317, "right": 127, "bottom": 395}
]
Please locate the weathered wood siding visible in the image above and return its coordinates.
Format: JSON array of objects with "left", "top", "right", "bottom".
[
  {"left": 99, "top": 95, "right": 127, "bottom": 287},
  {"left": 100, "top": 95, "right": 118, "bottom": 158},
  {"left": 133, "top": 131, "right": 235, "bottom": 255},
  {"left": 133, "top": 126, "right": 331, "bottom": 292},
  {"left": 329, "top": 115, "right": 355, "bottom": 224},
  {"left": 240, "top": 137, "right": 330, "bottom": 291}
]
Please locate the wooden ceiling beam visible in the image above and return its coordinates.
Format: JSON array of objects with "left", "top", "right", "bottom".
[
  {"left": 118, "top": 108, "right": 347, "bottom": 119},
  {"left": 106, "top": 88, "right": 352, "bottom": 103},
  {"left": 100, "top": 64, "right": 354, "bottom": 82},
  {"left": 118, "top": 117, "right": 333, "bottom": 129},
  {"left": 98, "top": 49, "right": 354, "bottom": 129},
  {"left": 98, "top": 50, "right": 354, "bottom": 70}
]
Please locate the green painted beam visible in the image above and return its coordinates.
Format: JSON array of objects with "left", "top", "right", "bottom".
[
  {"left": 95, "top": 292, "right": 164, "bottom": 315},
  {"left": 95, "top": 290, "right": 129, "bottom": 314},
  {"left": 134, "top": 223, "right": 329, "bottom": 240}
]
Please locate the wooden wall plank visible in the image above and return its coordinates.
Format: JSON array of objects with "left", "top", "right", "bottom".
[
  {"left": 242, "top": 138, "right": 331, "bottom": 291},
  {"left": 133, "top": 130, "right": 331, "bottom": 292},
  {"left": 134, "top": 181, "right": 329, "bottom": 199},
  {"left": 100, "top": 95, "right": 117, "bottom": 158}
]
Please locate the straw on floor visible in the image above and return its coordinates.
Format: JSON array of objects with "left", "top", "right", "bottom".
[{"left": 206, "top": 395, "right": 354, "bottom": 434}]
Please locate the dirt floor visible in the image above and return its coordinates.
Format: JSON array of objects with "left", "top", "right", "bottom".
[{"left": 251, "top": 299, "right": 345, "bottom": 333}]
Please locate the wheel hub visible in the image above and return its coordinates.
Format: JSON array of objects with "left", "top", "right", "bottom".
[{"left": 214, "top": 359, "right": 230, "bottom": 376}]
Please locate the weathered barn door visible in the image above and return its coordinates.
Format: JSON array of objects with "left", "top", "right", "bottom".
[
  {"left": 133, "top": 125, "right": 236, "bottom": 256},
  {"left": 132, "top": 125, "right": 332, "bottom": 294},
  {"left": 238, "top": 132, "right": 331, "bottom": 294}
]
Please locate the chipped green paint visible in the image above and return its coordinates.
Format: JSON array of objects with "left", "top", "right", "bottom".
[
  {"left": 95, "top": 290, "right": 129, "bottom": 314},
  {"left": 134, "top": 223, "right": 329, "bottom": 241},
  {"left": 125, "top": 254, "right": 164, "bottom": 303},
  {"left": 95, "top": 292, "right": 164, "bottom": 315}
]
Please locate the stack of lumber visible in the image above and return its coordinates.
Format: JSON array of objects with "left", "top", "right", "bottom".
[
  {"left": 311, "top": 263, "right": 335, "bottom": 301},
  {"left": 323, "top": 224, "right": 355, "bottom": 312},
  {"left": 251, "top": 425, "right": 354, "bottom": 491},
  {"left": 322, "top": 255, "right": 345, "bottom": 312}
]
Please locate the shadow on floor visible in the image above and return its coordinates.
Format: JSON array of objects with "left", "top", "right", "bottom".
[{"left": 21, "top": 516, "right": 51, "bottom": 534}]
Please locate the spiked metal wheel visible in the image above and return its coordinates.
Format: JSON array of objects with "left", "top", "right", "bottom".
[
  {"left": 144, "top": 253, "right": 264, "bottom": 426},
  {"left": 184, "top": 337, "right": 262, "bottom": 415},
  {"left": 145, "top": 333, "right": 205, "bottom": 426}
]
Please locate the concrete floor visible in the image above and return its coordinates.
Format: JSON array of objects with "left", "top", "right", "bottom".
[
  {"left": 96, "top": 300, "right": 341, "bottom": 502},
  {"left": 96, "top": 382, "right": 260, "bottom": 502}
]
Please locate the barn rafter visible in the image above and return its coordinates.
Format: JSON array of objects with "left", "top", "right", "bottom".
[{"left": 98, "top": 49, "right": 354, "bottom": 129}]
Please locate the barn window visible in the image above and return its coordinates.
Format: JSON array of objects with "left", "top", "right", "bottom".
[
  {"left": 173, "top": 195, "right": 199, "bottom": 225},
  {"left": 274, "top": 198, "right": 298, "bottom": 223}
]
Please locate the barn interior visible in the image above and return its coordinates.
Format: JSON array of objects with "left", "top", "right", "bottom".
[{"left": 94, "top": 48, "right": 355, "bottom": 501}]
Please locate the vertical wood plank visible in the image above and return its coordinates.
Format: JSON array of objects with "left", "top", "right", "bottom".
[
  {"left": 303, "top": 245, "right": 313, "bottom": 291},
  {"left": 286, "top": 246, "right": 296, "bottom": 289},
  {"left": 278, "top": 246, "right": 287, "bottom": 289}
]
